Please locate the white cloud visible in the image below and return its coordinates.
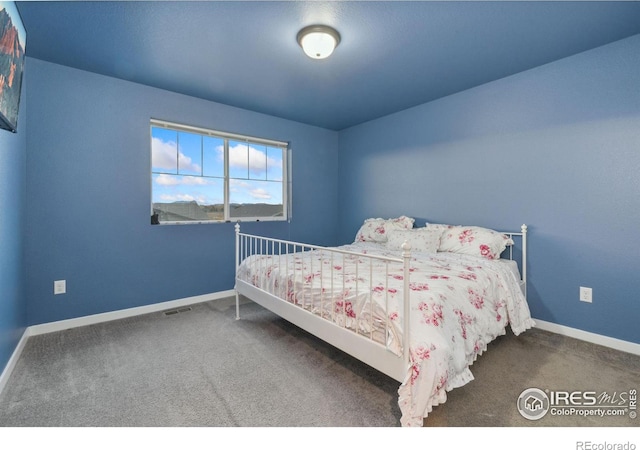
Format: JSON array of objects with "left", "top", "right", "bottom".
[
  {"left": 228, "top": 143, "right": 279, "bottom": 175},
  {"left": 155, "top": 174, "right": 215, "bottom": 186},
  {"left": 180, "top": 155, "right": 201, "bottom": 173},
  {"left": 229, "top": 178, "right": 251, "bottom": 191},
  {"left": 249, "top": 188, "right": 271, "bottom": 200},
  {"left": 152, "top": 137, "right": 177, "bottom": 170},
  {"left": 160, "top": 193, "right": 198, "bottom": 203},
  {"left": 155, "top": 174, "right": 179, "bottom": 186},
  {"left": 152, "top": 137, "right": 201, "bottom": 173}
]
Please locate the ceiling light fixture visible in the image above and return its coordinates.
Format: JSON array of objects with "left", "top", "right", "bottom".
[{"left": 296, "top": 25, "right": 341, "bottom": 60}]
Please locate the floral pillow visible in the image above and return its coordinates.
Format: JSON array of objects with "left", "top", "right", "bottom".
[
  {"left": 438, "top": 225, "right": 513, "bottom": 260},
  {"left": 386, "top": 227, "right": 440, "bottom": 253},
  {"left": 354, "top": 216, "right": 415, "bottom": 243}
]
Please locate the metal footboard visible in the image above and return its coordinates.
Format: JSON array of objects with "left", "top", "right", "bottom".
[{"left": 234, "top": 223, "right": 412, "bottom": 382}]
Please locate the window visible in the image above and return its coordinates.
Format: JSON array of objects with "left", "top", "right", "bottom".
[{"left": 151, "top": 120, "right": 289, "bottom": 224}]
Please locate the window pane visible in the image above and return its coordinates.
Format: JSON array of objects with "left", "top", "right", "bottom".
[
  {"left": 248, "top": 144, "right": 267, "bottom": 180},
  {"left": 150, "top": 120, "right": 288, "bottom": 223},
  {"left": 229, "top": 179, "right": 283, "bottom": 219},
  {"left": 228, "top": 140, "right": 249, "bottom": 179},
  {"left": 177, "top": 132, "right": 202, "bottom": 176},
  {"left": 266, "top": 147, "right": 283, "bottom": 181},
  {"left": 203, "top": 136, "right": 224, "bottom": 177},
  {"left": 152, "top": 174, "right": 224, "bottom": 222},
  {"left": 151, "top": 127, "right": 178, "bottom": 173}
]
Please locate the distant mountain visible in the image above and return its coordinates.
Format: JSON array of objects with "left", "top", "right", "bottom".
[{"left": 152, "top": 201, "right": 283, "bottom": 222}]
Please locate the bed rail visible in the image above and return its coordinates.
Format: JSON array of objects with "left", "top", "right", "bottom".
[
  {"left": 234, "top": 223, "right": 413, "bottom": 381},
  {"left": 500, "top": 224, "right": 528, "bottom": 299}
]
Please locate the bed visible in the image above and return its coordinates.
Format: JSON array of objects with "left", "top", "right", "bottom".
[{"left": 234, "top": 217, "right": 534, "bottom": 426}]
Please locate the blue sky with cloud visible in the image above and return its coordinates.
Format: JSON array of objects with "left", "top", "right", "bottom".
[{"left": 151, "top": 127, "right": 283, "bottom": 207}]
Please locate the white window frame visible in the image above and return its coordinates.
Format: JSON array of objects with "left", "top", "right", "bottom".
[{"left": 151, "top": 119, "right": 290, "bottom": 224}]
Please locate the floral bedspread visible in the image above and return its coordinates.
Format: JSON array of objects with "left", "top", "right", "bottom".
[{"left": 236, "top": 242, "right": 534, "bottom": 426}]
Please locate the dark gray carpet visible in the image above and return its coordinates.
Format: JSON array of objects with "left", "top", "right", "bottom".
[{"left": 0, "top": 296, "right": 638, "bottom": 428}]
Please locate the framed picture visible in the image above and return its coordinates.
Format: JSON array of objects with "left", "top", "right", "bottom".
[{"left": 0, "top": 1, "right": 25, "bottom": 133}]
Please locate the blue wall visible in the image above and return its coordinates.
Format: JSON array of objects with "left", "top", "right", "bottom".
[
  {"left": 25, "top": 58, "right": 339, "bottom": 325},
  {"left": 7, "top": 32, "right": 639, "bottom": 377},
  {"left": 338, "top": 35, "right": 640, "bottom": 344},
  {"left": 0, "top": 66, "right": 27, "bottom": 372}
]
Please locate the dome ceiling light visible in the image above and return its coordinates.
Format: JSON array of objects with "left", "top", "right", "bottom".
[{"left": 296, "top": 25, "right": 341, "bottom": 60}]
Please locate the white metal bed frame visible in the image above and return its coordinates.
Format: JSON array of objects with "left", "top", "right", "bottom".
[{"left": 234, "top": 223, "right": 527, "bottom": 384}]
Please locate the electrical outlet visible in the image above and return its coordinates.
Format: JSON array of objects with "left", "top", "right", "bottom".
[
  {"left": 54, "top": 280, "right": 66, "bottom": 295},
  {"left": 580, "top": 286, "right": 592, "bottom": 303}
]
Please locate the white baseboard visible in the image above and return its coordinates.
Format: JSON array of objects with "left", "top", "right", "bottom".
[
  {"left": 4, "top": 297, "right": 637, "bottom": 399},
  {"left": 534, "top": 318, "right": 640, "bottom": 356},
  {"left": 0, "top": 328, "right": 30, "bottom": 396},
  {"left": 28, "top": 289, "right": 236, "bottom": 336}
]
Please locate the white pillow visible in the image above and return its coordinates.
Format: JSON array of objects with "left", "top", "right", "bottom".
[
  {"left": 354, "top": 216, "right": 415, "bottom": 243},
  {"left": 425, "top": 222, "right": 454, "bottom": 234},
  {"left": 386, "top": 228, "right": 440, "bottom": 253},
  {"left": 438, "top": 225, "right": 513, "bottom": 260}
]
